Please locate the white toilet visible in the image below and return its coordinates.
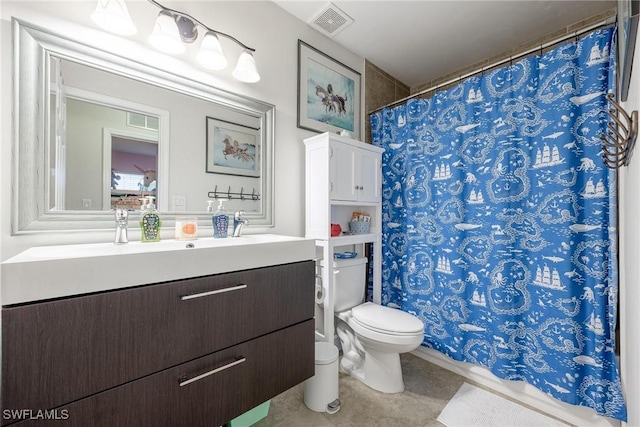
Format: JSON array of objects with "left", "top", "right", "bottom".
[{"left": 322, "top": 257, "right": 424, "bottom": 394}]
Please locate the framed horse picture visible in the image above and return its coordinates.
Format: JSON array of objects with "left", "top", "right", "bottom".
[
  {"left": 297, "top": 40, "right": 361, "bottom": 139},
  {"left": 206, "top": 117, "right": 260, "bottom": 177}
]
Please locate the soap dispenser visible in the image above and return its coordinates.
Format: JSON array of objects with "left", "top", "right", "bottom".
[
  {"left": 212, "top": 199, "right": 229, "bottom": 238},
  {"left": 138, "top": 197, "right": 148, "bottom": 212},
  {"left": 140, "top": 196, "right": 162, "bottom": 242}
]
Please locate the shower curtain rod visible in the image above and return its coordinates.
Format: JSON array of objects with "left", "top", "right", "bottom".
[{"left": 370, "top": 17, "right": 617, "bottom": 114}]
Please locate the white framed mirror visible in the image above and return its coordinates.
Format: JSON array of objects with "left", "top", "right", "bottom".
[{"left": 12, "top": 18, "right": 274, "bottom": 234}]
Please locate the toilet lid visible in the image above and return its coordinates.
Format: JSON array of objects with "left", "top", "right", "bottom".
[{"left": 351, "top": 302, "right": 424, "bottom": 335}]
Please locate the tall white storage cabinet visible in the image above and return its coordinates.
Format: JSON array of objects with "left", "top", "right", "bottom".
[{"left": 304, "top": 133, "right": 384, "bottom": 343}]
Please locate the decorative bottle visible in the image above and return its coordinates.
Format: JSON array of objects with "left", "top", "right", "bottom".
[
  {"left": 140, "top": 196, "right": 162, "bottom": 242},
  {"left": 212, "top": 199, "right": 229, "bottom": 238}
]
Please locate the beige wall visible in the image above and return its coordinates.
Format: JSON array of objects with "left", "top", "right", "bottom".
[{"left": 363, "top": 60, "right": 410, "bottom": 143}]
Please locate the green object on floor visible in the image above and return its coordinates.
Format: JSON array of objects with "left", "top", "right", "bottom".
[{"left": 226, "top": 400, "right": 270, "bottom": 427}]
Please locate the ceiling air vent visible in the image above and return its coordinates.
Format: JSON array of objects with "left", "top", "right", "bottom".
[{"left": 310, "top": 3, "right": 353, "bottom": 38}]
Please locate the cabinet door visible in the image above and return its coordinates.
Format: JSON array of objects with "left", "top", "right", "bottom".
[
  {"left": 8, "top": 320, "right": 314, "bottom": 427},
  {"left": 358, "top": 149, "right": 381, "bottom": 202},
  {"left": 330, "top": 142, "right": 357, "bottom": 201}
]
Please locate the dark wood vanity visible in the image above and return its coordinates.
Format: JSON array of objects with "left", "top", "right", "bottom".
[{"left": 1, "top": 261, "right": 315, "bottom": 426}]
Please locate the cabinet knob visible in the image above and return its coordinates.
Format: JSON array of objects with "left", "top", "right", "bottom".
[{"left": 354, "top": 186, "right": 359, "bottom": 190}]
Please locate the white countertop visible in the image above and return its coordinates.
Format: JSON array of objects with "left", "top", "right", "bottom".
[{"left": 1, "top": 234, "right": 316, "bottom": 305}]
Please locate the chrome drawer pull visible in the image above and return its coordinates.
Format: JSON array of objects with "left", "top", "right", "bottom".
[
  {"left": 179, "top": 357, "right": 246, "bottom": 387},
  {"left": 180, "top": 284, "right": 247, "bottom": 301}
]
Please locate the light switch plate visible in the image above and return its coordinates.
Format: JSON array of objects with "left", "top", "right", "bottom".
[{"left": 173, "top": 195, "right": 186, "bottom": 212}]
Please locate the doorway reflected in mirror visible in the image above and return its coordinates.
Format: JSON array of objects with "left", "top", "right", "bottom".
[
  {"left": 51, "top": 94, "right": 160, "bottom": 212},
  {"left": 110, "top": 137, "right": 158, "bottom": 210}
]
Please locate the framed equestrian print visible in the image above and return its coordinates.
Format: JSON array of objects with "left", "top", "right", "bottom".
[
  {"left": 297, "top": 39, "right": 361, "bottom": 139},
  {"left": 206, "top": 117, "right": 260, "bottom": 177}
]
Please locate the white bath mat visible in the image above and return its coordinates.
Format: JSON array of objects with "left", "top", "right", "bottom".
[{"left": 437, "top": 383, "right": 569, "bottom": 427}]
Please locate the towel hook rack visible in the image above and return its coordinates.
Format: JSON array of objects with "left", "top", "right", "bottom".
[
  {"left": 207, "top": 185, "right": 261, "bottom": 201},
  {"left": 601, "top": 92, "right": 638, "bottom": 169}
]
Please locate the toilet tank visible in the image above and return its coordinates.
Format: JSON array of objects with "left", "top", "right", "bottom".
[{"left": 319, "top": 257, "right": 368, "bottom": 312}]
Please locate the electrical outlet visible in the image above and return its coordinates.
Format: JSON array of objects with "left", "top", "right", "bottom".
[
  {"left": 82, "top": 199, "right": 91, "bottom": 209},
  {"left": 173, "top": 195, "right": 186, "bottom": 212}
]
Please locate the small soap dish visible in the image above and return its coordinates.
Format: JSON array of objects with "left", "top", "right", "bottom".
[{"left": 334, "top": 252, "right": 357, "bottom": 259}]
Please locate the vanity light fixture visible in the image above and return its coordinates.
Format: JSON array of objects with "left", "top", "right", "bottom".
[
  {"left": 91, "top": 0, "right": 137, "bottom": 36},
  {"left": 148, "top": 0, "right": 260, "bottom": 82},
  {"left": 148, "top": 9, "right": 186, "bottom": 54},
  {"left": 232, "top": 51, "right": 261, "bottom": 83},
  {"left": 91, "top": 0, "right": 260, "bottom": 82},
  {"left": 196, "top": 32, "right": 227, "bottom": 71}
]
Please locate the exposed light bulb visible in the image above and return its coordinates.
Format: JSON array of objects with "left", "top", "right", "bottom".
[
  {"left": 232, "top": 51, "right": 260, "bottom": 83},
  {"left": 196, "top": 32, "right": 227, "bottom": 70},
  {"left": 91, "top": 0, "right": 137, "bottom": 36},
  {"left": 148, "top": 10, "right": 185, "bottom": 55}
]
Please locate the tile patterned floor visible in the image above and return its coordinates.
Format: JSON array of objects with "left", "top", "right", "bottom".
[{"left": 255, "top": 353, "right": 466, "bottom": 427}]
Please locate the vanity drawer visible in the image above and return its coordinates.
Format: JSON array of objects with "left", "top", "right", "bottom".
[
  {"left": 2, "top": 261, "right": 314, "bottom": 418},
  {"left": 9, "top": 320, "right": 314, "bottom": 427}
]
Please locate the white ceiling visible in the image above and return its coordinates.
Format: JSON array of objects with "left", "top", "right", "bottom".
[{"left": 273, "top": 0, "right": 616, "bottom": 88}]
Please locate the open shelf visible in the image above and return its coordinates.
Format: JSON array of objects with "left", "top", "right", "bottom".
[{"left": 317, "top": 233, "right": 379, "bottom": 246}]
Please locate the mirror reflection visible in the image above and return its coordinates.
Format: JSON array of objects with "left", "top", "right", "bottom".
[
  {"left": 109, "top": 134, "right": 159, "bottom": 211},
  {"left": 14, "top": 20, "right": 274, "bottom": 233},
  {"left": 57, "top": 95, "right": 159, "bottom": 211},
  {"left": 50, "top": 56, "right": 170, "bottom": 214}
]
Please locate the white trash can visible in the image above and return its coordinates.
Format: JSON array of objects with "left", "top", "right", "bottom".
[{"left": 303, "top": 341, "right": 340, "bottom": 414}]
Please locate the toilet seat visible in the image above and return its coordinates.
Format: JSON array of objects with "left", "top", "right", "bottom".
[{"left": 351, "top": 302, "right": 424, "bottom": 335}]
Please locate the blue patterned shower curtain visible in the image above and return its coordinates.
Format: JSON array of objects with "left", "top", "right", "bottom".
[{"left": 370, "top": 27, "right": 626, "bottom": 420}]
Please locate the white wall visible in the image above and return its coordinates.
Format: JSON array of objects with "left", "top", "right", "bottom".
[
  {"left": 66, "top": 99, "right": 124, "bottom": 211},
  {"left": 620, "top": 26, "right": 640, "bottom": 427},
  {"left": 0, "top": 0, "right": 364, "bottom": 259}
]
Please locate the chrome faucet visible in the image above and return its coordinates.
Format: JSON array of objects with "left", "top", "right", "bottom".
[
  {"left": 114, "top": 208, "right": 129, "bottom": 244},
  {"left": 232, "top": 210, "right": 249, "bottom": 237}
]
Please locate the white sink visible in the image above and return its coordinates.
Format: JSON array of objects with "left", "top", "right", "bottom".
[
  {"left": 14, "top": 234, "right": 302, "bottom": 261},
  {"left": 1, "top": 234, "right": 316, "bottom": 305}
]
